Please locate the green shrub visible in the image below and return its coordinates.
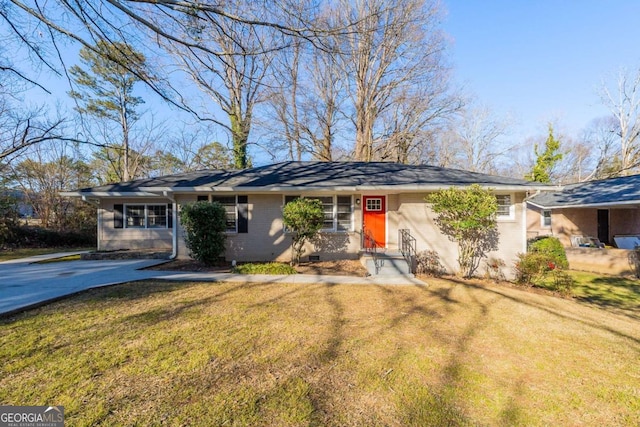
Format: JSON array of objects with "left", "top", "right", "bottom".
[
  {"left": 232, "top": 262, "right": 297, "bottom": 275},
  {"left": 283, "top": 198, "right": 324, "bottom": 265},
  {"left": 415, "top": 250, "right": 446, "bottom": 276},
  {"left": 550, "top": 270, "right": 575, "bottom": 295},
  {"left": 179, "top": 202, "right": 227, "bottom": 266},
  {"left": 515, "top": 238, "right": 574, "bottom": 296},
  {"left": 0, "top": 191, "right": 20, "bottom": 248},
  {"left": 514, "top": 252, "right": 556, "bottom": 285},
  {"left": 12, "top": 226, "right": 96, "bottom": 248},
  {"left": 425, "top": 185, "right": 498, "bottom": 278},
  {"left": 528, "top": 236, "right": 568, "bottom": 269}
]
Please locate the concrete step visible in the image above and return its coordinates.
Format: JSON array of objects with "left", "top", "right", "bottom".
[{"left": 361, "top": 251, "right": 413, "bottom": 277}]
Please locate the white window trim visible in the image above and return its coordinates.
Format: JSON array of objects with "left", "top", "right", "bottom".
[
  {"left": 365, "top": 197, "right": 383, "bottom": 212},
  {"left": 124, "top": 204, "right": 168, "bottom": 229},
  {"left": 210, "top": 195, "right": 239, "bottom": 234},
  {"left": 541, "top": 209, "right": 552, "bottom": 228},
  {"left": 283, "top": 194, "right": 354, "bottom": 233},
  {"left": 496, "top": 193, "right": 515, "bottom": 221}
]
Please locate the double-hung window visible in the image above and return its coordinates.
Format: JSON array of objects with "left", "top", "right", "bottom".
[
  {"left": 542, "top": 209, "right": 552, "bottom": 227},
  {"left": 124, "top": 204, "right": 168, "bottom": 228},
  {"left": 198, "top": 195, "right": 248, "bottom": 233},
  {"left": 211, "top": 196, "right": 238, "bottom": 232},
  {"left": 284, "top": 195, "right": 353, "bottom": 232},
  {"left": 495, "top": 194, "right": 515, "bottom": 220}
]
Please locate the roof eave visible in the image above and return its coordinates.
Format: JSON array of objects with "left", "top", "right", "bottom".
[
  {"left": 60, "top": 191, "right": 166, "bottom": 198},
  {"left": 528, "top": 199, "right": 640, "bottom": 209},
  {"left": 141, "top": 183, "right": 540, "bottom": 193}
]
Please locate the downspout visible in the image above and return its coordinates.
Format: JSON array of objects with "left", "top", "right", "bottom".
[
  {"left": 522, "top": 190, "right": 542, "bottom": 253},
  {"left": 521, "top": 197, "right": 528, "bottom": 254},
  {"left": 163, "top": 191, "right": 178, "bottom": 259}
]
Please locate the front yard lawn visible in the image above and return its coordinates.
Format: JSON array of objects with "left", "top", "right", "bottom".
[
  {"left": 570, "top": 271, "right": 640, "bottom": 314},
  {"left": 533, "top": 270, "right": 640, "bottom": 317},
  {"left": 1, "top": 277, "right": 638, "bottom": 426}
]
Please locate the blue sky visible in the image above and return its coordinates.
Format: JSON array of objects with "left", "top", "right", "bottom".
[{"left": 443, "top": 0, "right": 640, "bottom": 141}]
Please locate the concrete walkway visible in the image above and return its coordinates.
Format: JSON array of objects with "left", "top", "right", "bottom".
[{"left": 0, "top": 252, "right": 425, "bottom": 316}]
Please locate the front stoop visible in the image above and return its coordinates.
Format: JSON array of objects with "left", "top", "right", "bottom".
[{"left": 360, "top": 251, "right": 414, "bottom": 277}]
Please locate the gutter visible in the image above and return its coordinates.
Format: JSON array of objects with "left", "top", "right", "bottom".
[{"left": 140, "top": 183, "right": 557, "bottom": 194}]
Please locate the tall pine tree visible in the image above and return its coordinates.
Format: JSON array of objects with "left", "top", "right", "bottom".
[
  {"left": 526, "top": 124, "right": 563, "bottom": 183},
  {"left": 69, "top": 40, "right": 146, "bottom": 182}
]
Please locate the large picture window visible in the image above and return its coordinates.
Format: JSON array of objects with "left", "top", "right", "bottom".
[
  {"left": 125, "top": 204, "right": 168, "bottom": 228},
  {"left": 284, "top": 195, "right": 353, "bottom": 232}
]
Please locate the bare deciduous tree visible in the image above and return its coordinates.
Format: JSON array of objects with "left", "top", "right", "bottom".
[
  {"left": 10, "top": 143, "right": 95, "bottom": 230},
  {"left": 0, "top": 101, "right": 68, "bottom": 165},
  {"left": 598, "top": 67, "right": 640, "bottom": 176},
  {"left": 2, "top": 0, "right": 338, "bottom": 112},
  {"left": 337, "top": 0, "right": 457, "bottom": 161},
  {"left": 166, "top": 1, "right": 276, "bottom": 169},
  {"left": 265, "top": 30, "right": 345, "bottom": 162},
  {"left": 438, "top": 105, "right": 514, "bottom": 173}
]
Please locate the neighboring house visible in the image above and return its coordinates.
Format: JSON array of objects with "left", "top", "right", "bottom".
[
  {"left": 527, "top": 174, "right": 640, "bottom": 248},
  {"left": 62, "top": 161, "right": 545, "bottom": 275}
]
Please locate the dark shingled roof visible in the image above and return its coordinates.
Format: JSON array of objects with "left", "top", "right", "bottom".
[
  {"left": 528, "top": 174, "right": 640, "bottom": 208},
  {"left": 72, "top": 161, "right": 540, "bottom": 194}
]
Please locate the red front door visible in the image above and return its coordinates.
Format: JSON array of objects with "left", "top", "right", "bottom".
[{"left": 362, "top": 196, "right": 386, "bottom": 248}]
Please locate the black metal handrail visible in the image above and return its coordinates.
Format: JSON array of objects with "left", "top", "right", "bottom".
[
  {"left": 361, "top": 226, "right": 383, "bottom": 274},
  {"left": 398, "top": 228, "right": 416, "bottom": 274}
]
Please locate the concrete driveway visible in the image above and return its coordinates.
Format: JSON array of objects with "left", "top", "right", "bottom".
[
  {"left": 0, "top": 253, "right": 426, "bottom": 316},
  {"left": 0, "top": 253, "right": 168, "bottom": 315}
]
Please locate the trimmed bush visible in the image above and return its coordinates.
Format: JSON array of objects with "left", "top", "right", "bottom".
[
  {"left": 515, "top": 236, "right": 574, "bottom": 295},
  {"left": 426, "top": 185, "right": 498, "bottom": 278},
  {"left": 528, "top": 236, "right": 568, "bottom": 269},
  {"left": 179, "top": 202, "right": 227, "bottom": 266},
  {"left": 283, "top": 198, "right": 324, "bottom": 265},
  {"left": 514, "top": 252, "right": 555, "bottom": 285}
]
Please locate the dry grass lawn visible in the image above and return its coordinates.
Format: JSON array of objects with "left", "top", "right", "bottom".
[{"left": 1, "top": 277, "right": 638, "bottom": 426}]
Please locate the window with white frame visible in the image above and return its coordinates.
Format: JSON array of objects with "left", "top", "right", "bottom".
[
  {"left": 283, "top": 195, "right": 353, "bottom": 232},
  {"left": 542, "top": 209, "right": 552, "bottom": 227},
  {"left": 495, "top": 195, "right": 514, "bottom": 220},
  {"left": 317, "top": 196, "right": 335, "bottom": 230},
  {"left": 336, "top": 196, "right": 352, "bottom": 231},
  {"left": 366, "top": 198, "right": 382, "bottom": 211},
  {"left": 211, "top": 195, "right": 238, "bottom": 232},
  {"left": 125, "top": 204, "right": 167, "bottom": 228}
]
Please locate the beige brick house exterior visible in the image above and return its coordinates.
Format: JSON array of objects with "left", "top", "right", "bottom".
[
  {"left": 527, "top": 174, "right": 640, "bottom": 248},
  {"left": 64, "top": 162, "right": 544, "bottom": 276}
]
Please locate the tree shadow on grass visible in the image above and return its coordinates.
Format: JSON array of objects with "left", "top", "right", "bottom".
[
  {"left": 446, "top": 277, "right": 640, "bottom": 348},
  {"left": 573, "top": 276, "right": 640, "bottom": 319},
  {"left": 394, "top": 281, "right": 505, "bottom": 426},
  {"left": 79, "top": 280, "right": 196, "bottom": 303}
]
